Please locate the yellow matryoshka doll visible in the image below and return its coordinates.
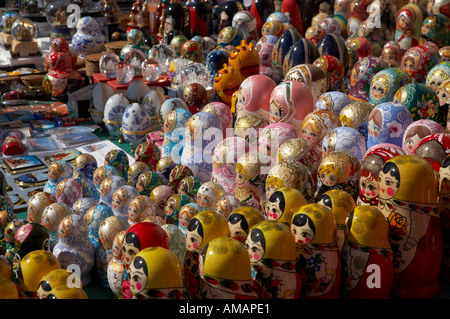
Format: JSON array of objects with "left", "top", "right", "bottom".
[
  {"left": 378, "top": 155, "right": 442, "bottom": 299},
  {"left": 227, "top": 206, "right": 265, "bottom": 243},
  {"left": 264, "top": 187, "right": 307, "bottom": 227},
  {"left": 183, "top": 210, "right": 230, "bottom": 299},
  {"left": 244, "top": 220, "right": 301, "bottom": 299},
  {"left": 199, "top": 237, "right": 259, "bottom": 299},
  {"left": 291, "top": 203, "right": 341, "bottom": 299},
  {"left": 342, "top": 205, "right": 393, "bottom": 299}
]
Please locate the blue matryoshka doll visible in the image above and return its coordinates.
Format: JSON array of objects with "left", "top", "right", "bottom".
[
  {"left": 44, "top": 160, "right": 74, "bottom": 196},
  {"left": 322, "top": 126, "right": 367, "bottom": 162},
  {"left": 99, "top": 175, "right": 127, "bottom": 209},
  {"left": 162, "top": 108, "right": 193, "bottom": 163},
  {"left": 73, "top": 154, "right": 99, "bottom": 200},
  {"left": 104, "top": 149, "right": 130, "bottom": 181},
  {"left": 316, "top": 33, "right": 350, "bottom": 73},
  {"left": 369, "top": 68, "right": 414, "bottom": 107},
  {"left": 111, "top": 185, "right": 140, "bottom": 226},
  {"left": 367, "top": 102, "right": 413, "bottom": 149},
  {"left": 271, "top": 29, "right": 302, "bottom": 79},
  {"left": 314, "top": 91, "right": 353, "bottom": 117},
  {"left": 84, "top": 204, "right": 114, "bottom": 250},
  {"left": 93, "top": 165, "right": 121, "bottom": 198},
  {"left": 282, "top": 38, "right": 320, "bottom": 77},
  {"left": 181, "top": 112, "right": 222, "bottom": 182}
]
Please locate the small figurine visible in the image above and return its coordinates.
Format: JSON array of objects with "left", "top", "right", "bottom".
[
  {"left": 164, "top": 194, "right": 194, "bottom": 225},
  {"left": 300, "top": 110, "right": 341, "bottom": 147},
  {"left": 85, "top": 205, "right": 114, "bottom": 249},
  {"left": 127, "top": 195, "right": 157, "bottom": 226},
  {"left": 55, "top": 178, "right": 82, "bottom": 209},
  {"left": 402, "top": 119, "right": 445, "bottom": 155},
  {"left": 104, "top": 149, "right": 130, "bottom": 181},
  {"left": 99, "top": 175, "right": 127, "bottom": 210},
  {"left": 71, "top": 16, "right": 106, "bottom": 58},
  {"left": 177, "top": 203, "right": 202, "bottom": 235},
  {"left": 196, "top": 181, "right": 226, "bottom": 211},
  {"left": 134, "top": 142, "right": 161, "bottom": 171},
  {"left": 136, "top": 171, "right": 166, "bottom": 197},
  {"left": 121, "top": 103, "right": 153, "bottom": 153},
  {"left": 40, "top": 202, "right": 72, "bottom": 250},
  {"left": 394, "top": 4, "right": 423, "bottom": 53},
  {"left": 127, "top": 162, "right": 150, "bottom": 187},
  {"left": 400, "top": 43, "right": 441, "bottom": 83},
  {"left": 43, "top": 160, "right": 74, "bottom": 197}
]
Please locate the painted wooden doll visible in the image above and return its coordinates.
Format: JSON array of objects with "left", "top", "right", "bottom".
[
  {"left": 150, "top": 185, "right": 175, "bottom": 217},
  {"left": 400, "top": 43, "right": 441, "bottom": 83},
  {"left": 342, "top": 205, "right": 394, "bottom": 299},
  {"left": 380, "top": 41, "right": 403, "bottom": 67},
  {"left": 164, "top": 194, "right": 194, "bottom": 225},
  {"left": 85, "top": 204, "right": 113, "bottom": 250},
  {"left": 107, "top": 230, "right": 126, "bottom": 299},
  {"left": 291, "top": 203, "right": 341, "bottom": 298},
  {"left": 215, "top": 195, "right": 242, "bottom": 220},
  {"left": 227, "top": 206, "right": 265, "bottom": 243},
  {"left": 93, "top": 165, "right": 121, "bottom": 197},
  {"left": 265, "top": 187, "right": 307, "bottom": 226},
  {"left": 402, "top": 119, "right": 445, "bottom": 155},
  {"left": 162, "top": 108, "right": 193, "bottom": 162},
  {"left": 111, "top": 185, "right": 140, "bottom": 226},
  {"left": 134, "top": 141, "right": 161, "bottom": 171},
  {"left": 177, "top": 202, "right": 202, "bottom": 236},
  {"left": 245, "top": 220, "right": 301, "bottom": 299},
  {"left": 377, "top": 155, "right": 442, "bottom": 298},
  {"left": 394, "top": 4, "right": 423, "bottom": 53},
  {"left": 271, "top": 29, "right": 302, "bottom": 79},
  {"left": 314, "top": 91, "right": 352, "bottom": 117},
  {"left": 313, "top": 55, "right": 346, "bottom": 92},
  {"left": 37, "top": 269, "right": 79, "bottom": 299},
  {"left": 40, "top": 202, "right": 72, "bottom": 250},
  {"left": 127, "top": 195, "right": 157, "bottom": 227},
  {"left": 104, "top": 149, "right": 130, "bottom": 180},
  {"left": 284, "top": 64, "right": 327, "bottom": 106},
  {"left": 177, "top": 176, "right": 202, "bottom": 201},
  {"left": 167, "top": 164, "right": 194, "bottom": 192},
  {"left": 127, "top": 162, "right": 150, "bottom": 188},
  {"left": 135, "top": 171, "right": 166, "bottom": 197},
  {"left": 55, "top": 178, "right": 83, "bottom": 209},
  {"left": 322, "top": 126, "right": 367, "bottom": 162},
  {"left": 316, "top": 34, "right": 349, "bottom": 74},
  {"left": 73, "top": 153, "right": 98, "bottom": 199},
  {"left": 27, "top": 192, "right": 56, "bottom": 224},
  {"left": 339, "top": 101, "right": 373, "bottom": 141},
  {"left": 201, "top": 101, "right": 233, "bottom": 139},
  {"left": 43, "top": 160, "right": 73, "bottom": 197},
  {"left": 368, "top": 68, "right": 413, "bottom": 107},
  {"left": 258, "top": 122, "right": 299, "bottom": 167}
]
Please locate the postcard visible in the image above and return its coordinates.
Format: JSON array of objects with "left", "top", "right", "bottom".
[{"left": 2, "top": 155, "right": 46, "bottom": 174}]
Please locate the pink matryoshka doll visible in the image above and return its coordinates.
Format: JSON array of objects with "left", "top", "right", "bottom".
[
  {"left": 394, "top": 4, "right": 423, "bottom": 53},
  {"left": 400, "top": 44, "right": 441, "bottom": 82},
  {"left": 313, "top": 55, "right": 346, "bottom": 92},
  {"left": 348, "top": 56, "right": 390, "bottom": 102},
  {"left": 234, "top": 74, "right": 277, "bottom": 123},
  {"left": 300, "top": 109, "right": 341, "bottom": 147},
  {"left": 342, "top": 205, "right": 394, "bottom": 299},
  {"left": 377, "top": 155, "right": 442, "bottom": 298},
  {"left": 291, "top": 203, "right": 341, "bottom": 299},
  {"left": 211, "top": 137, "right": 248, "bottom": 196},
  {"left": 357, "top": 143, "right": 406, "bottom": 207},
  {"left": 201, "top": 102, "right": 233, "bottom": 139},
  {"left": 284, "top": 64, "right": 328, "bottom": 105},
  {"left": 402, "top": 119, "right": 445, "bottom": 155},
  {"left": 258, "top": 122, "right": 299, "bottom": 166},
  {"left": 268, "top": 81, "right": 314, "bottom": 133}
]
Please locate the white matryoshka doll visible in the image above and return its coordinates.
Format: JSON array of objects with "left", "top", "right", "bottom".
[
  {"left": 339, "top": 101, "right": 373, "bottom": 141},
  {"left": 291, "top": 203, "right": 341, "bottom": 299},
  {"left": 367, "top": 102, "right": 414, "bottom": 150},
  {"left": 322, "top": 126, "right": 367, "bottom": 162},
  {"left": 317, "top": 189, "right": 356, "bottom": 252},
  {"left": 107, "top": 230, "right": 126, "bottom": 299},
  {"left": 357, "top": 143, "right": 406, "bottom": 207},
  {"left": 402, "top": 119, "right": 445, "bottom": 155},
  {"left": 377, "top": 155, "right": 442, "bottom": 298},
  {"left": 235, "top": 74, "right": 277, "bottom": 123},
  {"left": 44, "top": 160, "right": 73, "bottom": 196},
  {"left": 196, "top": 181, "right": 226, "bottom": 211},
  {"left": 245, "top": 220, "right": 301, "bottom": 299},
  {"left": 211, "top": 137, "right": 248, "bottom": 196},
  {"left": 201, "top": 102, "right": 233, "bottom": 139},
  {"left": 183, "top": 210, "right": 230, "bottom": 299},
  {"left": 73, "top": 154, "right": 99, "bottom": 200},
  {"left": 53, "top": 214, "right": 95, "bottom": 286},
  {"left": 300, "top": 110, "right": 341, "bottom": 147},
  {"left": 181, "top": 112, "right": 222, "bottom": 182},
  {"left": 268, "top": 81, "right": 314, "bottom": 133},
  {"left": 284, "top": 64, "right": 327, "bottom": 106},
  {"left": 161, "top": 108, "right": 193, "bottom": 163},
  {"left": 199, "top": 237, "right": 259, "bottom": 299},
  {"left": 342, "top": 205, "right": 394, "bottom": 299}
]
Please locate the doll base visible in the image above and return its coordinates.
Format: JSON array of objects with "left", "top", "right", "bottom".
[
  {"left": 389, "top": 280, "right": 441, "bottom": 299},
  {"left": 10, "top": 39, "right": 41, "bottom": 58}
]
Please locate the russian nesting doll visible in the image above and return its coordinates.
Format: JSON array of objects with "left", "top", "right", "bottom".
[
  {"left": 164, "top": 194, "right": 193, "bottom": 225},
  {"left": 73, "top": 154, "right": 98, "bottom": 199},
  {"left": 394, "top": 4, "right": 423, "bottom": 52},
  {"left": 215, "top": 195, "right": 242, "bottom": 220},
  {"left": 314, "top": 91, "right": 352, "bottom": 116},
  {"left": 322, "top": 126, "right": 367, "bottom": 162},
  {"left": 104, "top": 149, "right": 130, "bottom": 180},
  {"left": 227, "top": 206, "right": 265, "bottom": 243},
  {"left": 135, "top": 171, "right": 166, "bottom": 197},
  {"left": 400, "top": 44, "right": 441, "bottom": 83},
  {"left": 368, "top": 68, "right": 413, "bottom": 107},
  {"left": 339, "top": 101, "right": 373, "bottom": 141},
  {"left": 177, "top": 176, "right": 202, "bottom": 201},
  {"left": 127, "top": 162, "right": 150, "bottom": 188},
  {"left": 27, "top": 192, "right": 56, "bottom": 224},
  {"left": 258, "top": 122, "right": 299, "bottom": 165},
  {"left": 265, "top": 187, "right": 307, "bottom": 227},
  {"left": 162, "top": 108, "right": 193, "bottom": 162},
  {"left": 111, "top": 185, "right": 141, "bottom": 226},
  {"left": 99, "top": 175, "right": 127, "bottom": 209},
  {"left": 93, "top": 166, "right": 121, "bottom": 197},
  {"left": 402, "top": 119, "right": 445, "bottom": 155},
  {"left": 107, "top": 230, "right": 126, "bottom": 299},
  {"left": 313, "top": 55, "right": 346, "bottom": 92},
  {"left": 43, "top": 160, "right": 73, "bottom": 197}
]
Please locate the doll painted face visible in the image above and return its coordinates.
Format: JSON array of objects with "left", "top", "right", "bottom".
[
  {"left": 367, "top": 109, "right": 382, "bottom": 138},
  {"left": 378, "top": 162, "right": 400, "bottom": 200},
  {"left": 265, "top": 194, "right": 284, "bottom": 220},
  {"left": 359, "top": 169, "right": 379, "bottom": 200},
  {"left": 129, "top": 257, "right": 147, "bottom": 294},
  {"left": 48, "top": 162, "right": 63, "bottom": 181},
  {"left": 301, "top": 122, "right": 319, "bottom": 143},
  {"left": 403, "top": 126, "right": 431, "bottom": 154},
  {"left": 290, "top": 214, "right": 315, "bottom": 245},
  {"left": 371, "top": 76, "right": 389, "bottom": 101},
  {"left": 93, "top": 167, "right": 105, "bottom": 187},
  {"left": 122, "top": 234, "right": 140, "bottom": 268},
  {"left": 196, "top": 193, "right": 212, "bottom": 208},
  {"left": 112, "top": 187, "right": 129, "bottom": 211},
  {"left": 319, "top": 165, "right": 339, "bottom": 187},
  {"left": 185, "top": 219, "right": 203, "bottom": 251},
  {"left": 269, "top": 99, "right": 283, "bottom": 124},
  {"left": 178, "top": 209, "right": 192, "bottom": 229},
  {"left": 402, "top": 56, "right": 417, "bottom": 76},
  {"left": 100, "top": 178, "right": 112, "bottom": 197},
  {"left": 228, "top": 214, "right": 249, "bottom": 243},
  {"left": 396, "top": 11, "right": 411, "bottom": 31},
  {"left": 164, "top": 197, "right": 176, "bottom": 217},
  {"left": 244, "top": 228, "right": 265, "bottom": 263}
]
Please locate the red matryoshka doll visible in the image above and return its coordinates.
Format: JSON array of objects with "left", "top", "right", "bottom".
[
  {"left": 438, "top": 154, "right": 450, "bottom": 283},
  {"left": 313, "top": 55, "right": 346, "bottom": 92},
  {"left": 214, "top": 63, "right": 246, "bottom": 106},
  {"left": 402, "top": 119, "right": 445, "bottom": 155},
  {"left": 394, "top": 3, "right": 423, "bottom": 53},
  {"left": 317, "top": 189, "right": 356, "bottom": 251},
  {"left": 357, "top": 143, "right": 406, "bottom": 207},
  {"left": 235, "top": 74, "right": 277, "bottom": 123},
  {"left": 346, "top": 36, "right": 372, "bottom": 62},
  {"left": 227, "top": 206, "right": 265, "bottom": 243},
  {"left": 184, "top": 210, "right": 230, "bottom": 299},
  {"left": 121, "top": 222, "right": 170, "bottom": 299},
  {"left": 250, "top": 0, "right": 275, "bottom": 37},
  {"left": 339, "top": 101, "right": 373, "bottom": 141},
  {"left": 199, "top": 237, "right": 259, "bottom": 298},
  {"left": 348, "top": 56, "right": 389, "bottom": 102},
  {"left": 284, "top": 64, "right": 327, "bottom": 105},
  {"left": 380, "top": 41, "right": 403, "bottom": 67},
  {"left": 258, "top": 122, "right": 299, "bottom": 165},
  {"left": 268, "top": 81, "right": 314, "bottom": 132},
  {"left": 347, "top": 0, "right": 372, "bottom": 37},
  {"left": 378, "top": 155, "right": 442, "bottom": 298},
  {"left": 342, "top": 205, "right": 394, "bottom": 299},
  {"left": 134, "top": 141, "right": 160, "bottom": 171},
  {"left": 300, "top": 110, "right": 341, "bottom": 146},
  {"left": 265, "top": 187, "right": 307, "bottom": 226},
  {"left": 291, "top": 203, "right": 341, "bottom": 299},
  {"left": 245, "top": 220, "right": 301, "bottom": 299},
  {"left": 282, "top": 40, "right": 321, "bottom": 80},
  {"left": 400, "top": 44, "right": 441, "bottom": 82}
]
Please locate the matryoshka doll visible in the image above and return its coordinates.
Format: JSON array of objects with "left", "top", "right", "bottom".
[
  {"left": 421, "top": 13, "right": 450, "bottom": 48},
  {"left": 342, "top": 205, "right": 394, "bottom": 299},
  {"left": 232, "top": 10, "right": 259, "bottom": 45},
  {"left": 136, "top": 171, "right": 165, "bottom": 197},
  {"left": 27, "top": 192, "right": 56, "bottom": 224},
  {"left": 162, "top": 108, "right": 193, "bottom": 163},
  {"left": 291, "top": 203, "right": 340, "bottom": 299},
  {"left": 316, "top": 34, "right": 349, "bottom": 74},
  {"left": 43, "top": 160, "right": 73, "bottom": 196},
  {"left": 196, "top": 181, "right": 226, "bottom": 211},
  {"left": 300, "top": 110, "right": 341, "bottom": 147},
  {"left": 314, "top": 91, "right": 353, "bottom": 117},
  {"left": 367, "top": 102, "right": 413, "bottom": 149},
  {"left": 127, "top": 162, "right": 150, "bottom": 187},
  {"left": 150, "top": 185, "right": 175, "bottom": 217},
  {"left": 184, "top": 210, "right": 230, "bottom": 299},
  {"left": 177, "top": 202, "right": 202, "bottom": 236},
  {"left": 73, "top": 154, "right": 98, "bottom": 199},
  {"left": 211, "top": 137, "right": 248, "bottom": 196},
  {"left": 305, "top": 24, "right": 327, "bottom": 45},
  {"left": 37, "top": 269, "right": 80, "bottom": 299},
  {"left": 426, "top": 62, "right": 450, "bottom": 93},
  {"left": 99, "top": 175, "right": 127, "bottom": 209},
  {"left": 282, "top": 41, "right": 321, "bottom": 83},
  {"left": 234, "top": 74, "right": 276, "bottom": 123},
  {"left": 127, "top": 195, "right": 157, "bottom": 227},
  {"left": 258, "top": 122, "right": 299, "bottom": 167},
  {"left": 347, "top": 56, "right": 389, "bottom": 102},
  {"left": 268, "top": 81, "right": 314, "bottom": 133},
  {"left": 394, "top": 4, "right": 423, "bottom": 53},
  {"left": 85, "top": 205, "right": 113, "bottom": 249},
  {"left": 164, "top": 194, "right": 193, "bottom": 225},
  {"left": 313, "top": 55, "right": 346, "bottom": 92},
  {"left": 346, "top": 0, "right": 372, "bottom": 37},
  {"left": 128, "top": 247, "right": 184, "bottom": 299},
  {"left": 339, "top": 101, "right": 373, "bottom": 141},
  {"left": 3, "top": 219, "right": 27, "bottom": 263},
  {"left": 265, "top": 187, "right": 307, "bottom": 226},
  {"left": 369, "top": 68, "right": 414, "bottom": 107},
  {"left": 134, "top": 141, "right": 161, "bottom": 171},
  {"left": 402, "top": 119, "right": 445, "bottom": 155},
  {"left": 40, "top": 202, "right": 72, "bottom": 250},
  {"left": 121, "top": 222, "right": 170, "bottom": 299},
  {"left": 380, "top": 41, "right": 403, "bottom": 67},
  {"left": 316, "top": 150, "right": 361, "bottom": 200},
  {"left": 215, "top": 0, "right": 246, "bottom": 35},
  {"left": 227, "top": 206, "right": 265, "bottom": 243},
  {"left": 93, "top": 166, "right": 121, "bottom": 197},
  {"left": 199, "top": 237, "right": 258, "bottom": 298},
  {"left": 378, "top": 155, "right": 442, "bottom": 298},
  {"left": 322, "top": 126, "right": 367, "bottom": 162},
  {"left": 356, "top": 143, "right": 406, "bottom": 207},
  {"left": 111, "top": 185, "right": 141, "bottom": 226},
  {"left": 271, "top": 29, "right": 302, "bottom": 79},
  {"left": 400, "top": 44, "right": 441, "bottom": 83},
  {"left": 52, "top": 214, "right": 95, "bottom": 286},
  {"left": 284, "top": 64, "right": 327, "bottom": 105},
  {"left": 234, "top": 113, "right": 268, "bottom": 144},
  {"left": 215, "top": 195, "right": 242, "bottom": 220},
  {"left": 161, "top": 223, "right": 186, "bottom": 266},
  {"left": 177, "top": 176, "right": 202, "bottom": 200},
  {"left": 167, "top": 165, "right": 194, "bottom": 192},
  {"left": 104, "top": 149, "right": 130, "bottom": 180},
  {"left": 413, "top": 132, "right": 450, "bottom": 172},
  {"left": 245, "top": 220, "right": 301, "bottom": 299},
  {"left": 201, "top": 102, "right": 233, "bottom": 139},
  {"left": 437, "top": 80, "right": 450, "bottom": 132},
  {"left": 55, "top": 178, "right": 82, "bottom": 209}
]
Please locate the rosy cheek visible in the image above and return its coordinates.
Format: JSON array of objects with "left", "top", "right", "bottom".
[
  {"left": 387, "top": 187, "right": 395, "bottom": 196},
  {"left": 192, "top": 242, "right": 198, "bottom": 249},
  {"left": 361, "top": 189, "right": 366, "bottom": 194},
  {"left": 136, "top": 282, "right": 142, "bottom": 290},
  {"left": 305, "top": 238, "right": 311, "bottom": 244},
  {"left": 253, "top": 253, "right": 259, "bottom": 260},
  {"left": 272, "top": 213, "right": 278, "bottom": 219},
  {"left": 370, "top": 191, "right": 376, "bottom": 196}
]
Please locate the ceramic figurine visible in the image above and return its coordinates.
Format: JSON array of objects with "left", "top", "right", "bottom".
[
  {"left": 271, "top": 29, "right": 302, "bottom": 78},
  {"left": 245, "top": 220, "right": 301, "bottom": 299},
  {"left": 103, "top": 94, "right": 131, "bottom": 144},
  {"left": 400, "top": 43, "right": 441, "bottom": 82},
  {"left": 322, "top": 126, "right": 367, "bottom": 162},
  {"left": 150, "top": 185, "right": 176, "bottom": 217},
  {"left": 43, "top": 160, "right": 73, "bottom": 196},
  {"left": 84, "top": 205, "right": 113, "bottom": 250},
  {"left": 284, "top": 64, "right": 327, "bottom": 105},
  {"left": 52, "top": 214, "right": 95, "bottom": 286},
  {"left": 342, "top": 205, "right": 394, "bottom": 299},
  {"left": 136, "top": 171, "right": 166, "bottom": 197},
  {"left": 121, "top": 222, "right": 170, "bottom": 299},
  {"left": 215, "top": 195, "right": 242, "bottom": 220},
  {"left": 72, "top": 16, "right": 106, "bottom": 58},
  {"left": 162, "top": 108, "right": 193, "bottom": 162},
  {"left": 313, "top": 55, "right": 346, "bottom": 92},
  {"left": 37, "top": 269, "right": 79, "bottom": 299},
  {"left": 104, "top": 149, "right": 130, "bottom": 180},
  {"left": 291, "top": 203, "right": 340, "bottom": 298},
  {"left": 378, "top": 155, "right": 442, "bottom": 298},
  {"left": 317, "top": 189, "right": 356, "bottom": 251},
  {"left": 300, "top": 110, "right": 341, "bottom": 147},
  {"left": 367, "top": 102, "right": 414, "bottom": 149},
  {"left": 134, "top": 142, "right": 161, "bottom": 171},
  {"left": 213, "top": 63, "right": 245, "bottom": 106},
  {"left": 402, "top": 119, "right": 445, "bottom": 155},
  {"left": 141, "top": 87, "right": 166, "bottom": 132},
  {"left": 27, "top": 192, "right": 56, "bottom": 224},
  {"left": 265, "top": 187, "right": 307, "bottom": 227},
  {"left": 55, "top": 178, "right": 83, "bottom": 208},
  {"left": 40, "top": 202, "right": 72, "bottom": 250},
  {"left": 368, "top": 68, "right": 414, "bottom": 107},
  {"left": 121, "top": 103, "right": 153, "bottom": 153},
  {"left": 111, "top": 185, "right": 140, "bottom": 226},
  {"left": 42, "top": 38, "right": 82, "bottom": 99},
  {"left": 394, "top": 4, "right": 423, "bottom": 53},
  {"left": 226, "top": 206, "right": 265, "bottom": 243},
  {"left": 315, "top": 91, "right": 352, "bottom": 116},
  {"left": 73, "top": 154, "right": 99, "bottom": 199},
  {"left": 184, "top": 210, "right": 230, "bottom": 299},
  {"left": 120, "top": 29, "right": 150, "bottom": 60},
  {"left": 339, "top": 101, "right": 373, "bottom": 141},
  {"left": 93, "top": 165, "right": 121, "bottom": 197}
]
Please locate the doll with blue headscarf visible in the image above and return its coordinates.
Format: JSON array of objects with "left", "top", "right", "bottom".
[
  {"left": 162, "top": 108, "right": 192, "bottom": 163},
  {"left": 44, "top": 160, "right": 73, "bottom": 196}
]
